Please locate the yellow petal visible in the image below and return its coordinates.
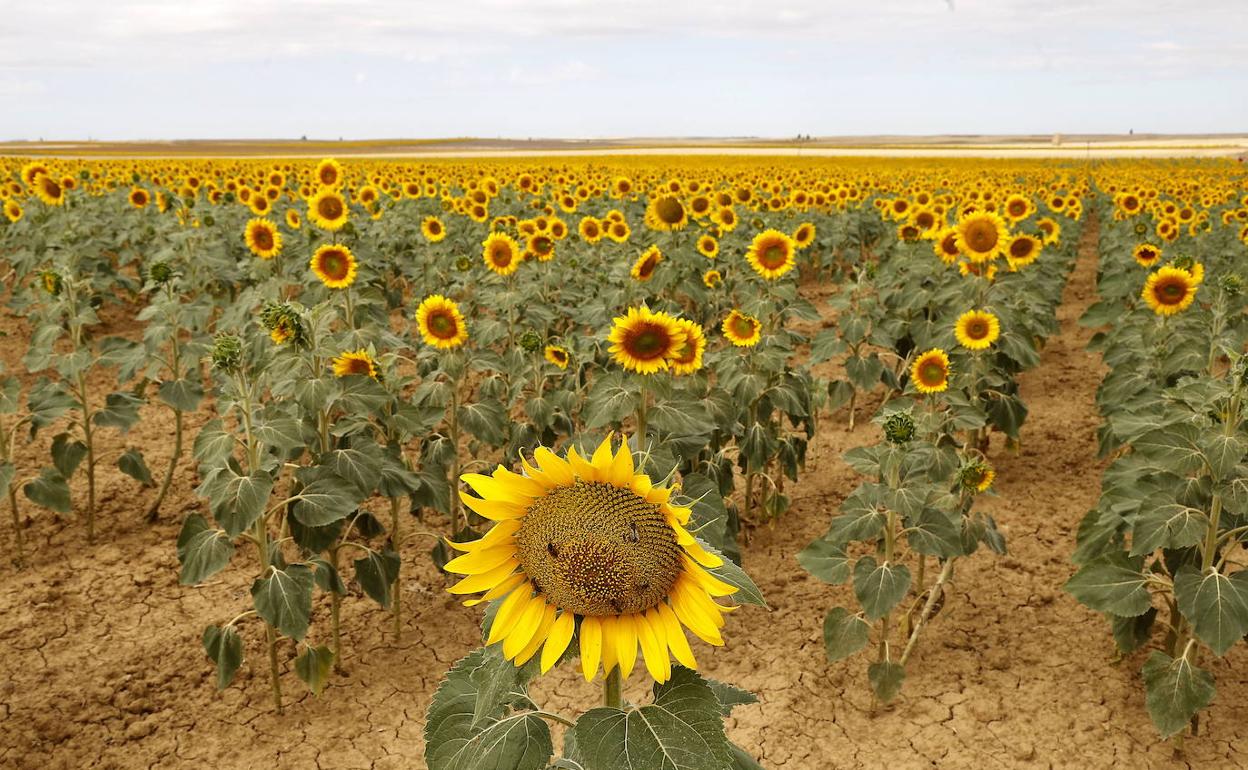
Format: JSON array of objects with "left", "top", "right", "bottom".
[
  {"left": 534, "top": 447, "right": 575, "bottom": 486},
  {"left": 443, "top": 544, "right": 517, "bottom": 575},
  {"left": 636, "top": 611, "right": 671, "bottom": 683},
  {"left": 678, "top": 537, "right": 723, "bottom": 569},
  {"left": 664, "top": 504, "right": 692, "bottom": 526},
  {"left": 447, "top": 559, "right": 518, "bottom": 594},
  {"left": 591, "top": 434, "right": 615, "bottom": 470},
  {"left": 515, "top": 603, "right": 558, "bottom": 665},
  {"left": 645, "top": 485, "right": 673, "bottom": 505},
  {"left": 463, "top": 571, "right": 527, "bottom": 607},
  {"left": 615, "top": 613, "right": 638, "bottom": 679},
  {"left": 669, "top": 585, "right": 724, "bottom": 646},
  {"left": 460, "top": 492, "right": 526, "bottom": 521},
  {"left": 487, "top": 582, "right": 534, "bottom": 645},
  {"left": 541, "top": 611, "right": 577, "bottom": 673},
  {"left": 632, "top": 474, "right": 654, "bottom": 499},
  {"left": 580, "top": 615, "right": 603, "bottom": 681},
  {"left": 502, "top": 593, "right": 549, "bottom": 660},
  {"left": 599, "top": 615, "right": 619, "bottom": 675},
  {"left": 446, "top": 518, "right": 521, "bottom": 552},
  {"left": 686, "top": 560, "right": 737, "bottom": 596},
  {"left": 609, "top": 441, "right": 636, "bottom": 486},
  {"left": 461, "top": 473, "right": 534, "bottom": 505},
  {"left": 657, "top": 603, "right": 698, "bottom": 669},
  {"left": 491, "top": 465, "right": 550, "bottom": 498},
  {"left": 567, "top": 445, "right": 599, "bottom": 481}
]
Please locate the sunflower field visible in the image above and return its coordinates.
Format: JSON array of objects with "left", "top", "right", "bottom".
[{"left": 1, "top": 153, "right": 1247, "bottom": 768}]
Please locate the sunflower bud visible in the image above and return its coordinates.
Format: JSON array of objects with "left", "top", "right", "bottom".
[
  {"left": 202, "top": 214, "right": 215, "bottom": 227},
  {"left": 223, "top": 192, "right": 236, "bottom": 204},
  {"left": 1133, "top": 222, "right": 1148, "bottom": 236},
  {"left": 454, "top": 255, "right": 472, "bottom": 272},
  {"left": 260, "top": 302, "right": 308, "bottom": 347},
  {"left": 40, "top": 270, "right": 62, "bottom": 296},
  {"left": 883, "top": 412, "right": 916, "bottom": 445},
  {"left": 960, "top": 461, "right": 995, "bottom": 493},
  {"left": 147, "top": 261, "right": 173, "bottom": 285},
  {"left": 1221, "top": 273, "right": 1243, "bottom": 297},
  {"left": 1173, "top": 255, "right": 1195, "bottom": 272},
  {"left": 211, "top": 333, "right": 244, "bottom": 373},
  {"left": 518, "top": 329, "right": 543, "bottom": 353}
]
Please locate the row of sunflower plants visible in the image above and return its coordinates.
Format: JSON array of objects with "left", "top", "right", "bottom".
[
  {"left": 801, "top": 190, "right": 1085, "bottom": 701},
  {"left": 1067, "top": 184, "right": 1248, "bottom": 742}
]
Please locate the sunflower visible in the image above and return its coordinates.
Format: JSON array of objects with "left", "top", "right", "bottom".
[
  {"left": 954, "top": 310, "right": 1001, "bottom": 350},
  {"left": 910, "top": 349, "right": 950, "bottom": 394},
  {"left": 310, "top": 244, "right": 357, "bottom": 289},
  {"left": 416, "top": 294, "right": 469, "bottom": 349},
  {"left": 631, "top": 246, "right": 663, "bottom": 282},
  {"left": 1142, "top": 266, "right": 1197, "bottom": 316},
  {"left": 308, "top": 188, "right": 349, "bottom": 231},
  {"left": 482, "top": 232, "right": 522, "bottom": 277},
  {"left": 1004, "top": 234, "right": 1042, "bottom": 269},
  {"left": 1002, "top": 194, "right": 1034, "bottom": 223},
  {"left": 696, "top": 235, "right": 719, "bottom": 259},
  {"left": 645, "top": 194, "right": 687, "bottom": 232},
  {"left": 933, "top": 227, "right": 961, "bottom": 265},
  {"left": 420, "top": 215, "right": 447, "bottom": 243},
  {"left": 245, "top": 218, "right": 283, "bottom": 259},
  {"left": 544, "top": 344, "right": 570, "bottom": 370},
  {"left": 722, "top": 309, "right": 761, "bottom": 347},
  {"left": 960, "top": 462, "right": 995, "bottom": 493},
  {"left": 1035, "top": 216, "right": 1061, "bottom": 245},
  {"left": 578, "top": 216, "right": 604, "bottom": 243},
  {"left": 793, "top": 222, "right": 816, "bottom": 249},
  {"left": 713, "top": 207, "right": 738, "bottom": 232},
  {"left": 315, "top": 158, "right": 344, "bottom": 189},
  {"left": 607, "top": 306, "right": 686, "bottom": 374},
  {"left": 669, "top": 319, "right": 706, "bottom": 376},
  {"left": 32, "top": 174, "right": 66, "bottom": 206},
  {"left": 445, "top": 435, "right": 737, "bottom": 682},
  {"left": 703, "top": 269, "right": 722, "bottom": 288},
  {"left": 332, "top": 349, "right": 378, "bottom": 379},
  {"left": 3, "top": 200, "right": 21, "bottom": 223},
  {"left": 954, "top": 211, "right": 1008, "bottom": 263},
  {"left": 285, "top": 209, "right": 301, "bottom": 229},
  {"left": 746, "top": 229, "right": 796, "bottom": 280},
  {"left": 1133, "top": 243, "right": 1161, "bottom": 268},
  {"left": 129, "top": 188, "right": 150, "bottom": 209},
  {"left": 248, "top": 194, "right": 272, "bottom": 217}
]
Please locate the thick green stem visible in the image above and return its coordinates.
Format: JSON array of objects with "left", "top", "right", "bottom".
[
  {"left": 330, "top": 545, "right": 343, "bottom": 671},
  {"left": 636, "top": 383, "right": 649, "bottom": 447},
  {"left": 449, "top": 383, "right": 461, "bottom": 533},
  {"left": 76, "top": 371, "right": 96, "bottom": 544},
  {"left": 390, "top": 497, "right": 403, "bottom": 641},
  {"left": 147, "top": 409, "right": 183, "bottom": 521},
  {"left": 8, "top": 484, "right": 22, "bottom": 566},
  {"left": 603, "top": 667, "right": 623, "bottom": 709}
]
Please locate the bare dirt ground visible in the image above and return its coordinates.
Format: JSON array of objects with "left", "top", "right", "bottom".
[{"left": 3, "top": 216, "right": 1248, "bottom": 769}]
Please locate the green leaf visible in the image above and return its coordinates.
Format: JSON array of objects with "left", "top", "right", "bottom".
[
  {"left": 1130, "top": 500, "right": 1208, "bottom": 557},
  {"left": 704, "top": 678, "right": 757, "bottom": 717},
  {"left": 23, "top": 467, "right": 71, "bottom": 513},
  {"left": 204, "top": 469, "right": 274, "bottom": 537},
  {"left": 1141, "top": 651, "right": 1215, "bottom": 738},
  {"left": 458, "top": 400, "right": 508, "bottom": 446},
  {"left": 117, "top": 448, "right": 154, "bottom": 486},
  {"left": 1064, "top": 552, "right": 1153, "bottom": 617},
  {"left": 50, "top": 433, "right": 87, "bottom": 478},
  {"left": 193, "top": 419, "right": 236, "bottom": 465},
  {"left": 254, "top": 416, "right": 305, "bottom": 453},
  {"left": 582, "top": 374, "right": 637, "bottom": 429},
  {"left": 1173, "top": 566, "right": 1248, "bottom": 657},
  {"left": 853, "top": 557, "right": 911, "bottom": 621},
  {"left": 1112, "top": 607, "right": 1158, "bottom": 654},
  {"left": 1133, "top": 424, "right": 1205, "bottom": 475},
  {"left": 868, "top": 661, "right": 905, "bottom": 703},
  {"left": 797, "top": 538, "right": 849, "bottom": 584},
  {"left": 905, "top": 509, "right": 963, "bottom": 558},
  {"left": 177, "top": 513, "right": 235, "bottom": 585},
  {"left": 354, "top": 547, "right": 401, "bottom": 609},
  {"left": 295, "top": 644, "right": 335, "bottom": 695},
  {"left": 158, "top": 378, "right": 204, "bottom": 412},
  {"left": 26, "top": 378, "right": 76, "bottom": 433},
  {"left": 93, "top": 392, "right": 143, "bottom": 433},
  {"left": 1202, "top": 433, "right": 1247, "bottom": 482},
  {"left": 251, "top": 564, "right": 314, "bottom": 641},
  {"left": 823, "top": 607, "right": 870, "bottom": 662},
  {"left": 202, "top": 625, "right": 244, "bottom": 690},
  {"left": 291, "top": 476, "right": 361, "bottom": 527},
  {"left": 703, "top": 539, "right": 766, "bottom": 608},
  {"left": 327, "top": 447, "right": 382, "bottom": 495},
  {"left": 572, "top": 667, "right": 731, "bottom": 770}
]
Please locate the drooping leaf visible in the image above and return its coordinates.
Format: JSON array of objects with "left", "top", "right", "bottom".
[
  {"left": 177, "top": 513, "right": 235, "bottom": 585},
  {"left": 118, "top": 448, "right": 154, "bottom": 486},
  {"left": 251, "top": 564, "right": 314, "bottom": 641},
  {"left": 797, "top": 538, "right": 849, "bottom": 584},
  {"left": 867, "top": 661, "right": 905, "bottom": 703},
  {"left": 1173, "top": 565, "right": 1248, "bottom": 657},
  {"left": 23, "top": 467, "right": 71, "bottom": 513},
  {"left": 853, "top": 557, "right": 911, "bottom": 621},
  {"left": 823, "top": 607, "right": 870, "bottom": 662},
  {"left": 158, "top": 378, "right": 204, "bottom": 413},
  {"left": 354, "top": 547, "right": 401, "bottom": 609},
  {"left": 295, "top": 644, "right": 335, "bottom": 695},
  {"left": 1141, "top": 651, "right": 1215, "bottom": 738},
  {"left": 1064, "top": 552, "right": 1153, "bottom": 617},
  {"left": 202, "top": 625, "right": 244, "bottom": 690}
]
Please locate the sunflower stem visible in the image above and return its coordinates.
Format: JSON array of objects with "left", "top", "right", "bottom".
[
  {"left": 449, "top": 382, "right": 461, "bottom": 534},
  {"left": 604, "top": 666, "right": 623, "bottom": 709},
  {"left": 390, "top": 496, "right": 402, "bottom": 641},
  {"left": 636, "top": 381, "right": 649, "bottom": 448}
]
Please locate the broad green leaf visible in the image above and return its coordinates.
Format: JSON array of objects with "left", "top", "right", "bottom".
[
  {"left": 24, "top": 467, "right": 71, "bottom": 513},
  {"left": 254, "top": 416, "right": 305, "bottom": 453},
  {"left": 177, "top": 513, "right": 234, "bottom": 585},
  {"left": 193, "top": 419, "right": 236, "bottom": 465},
  {"left": 1141, "top": 651, "right": 1215, "bottom": 738},
  {"left": 27, "top": 378, "right": 76, "bottom": 433},
  {"left": 295, "top": 644, "right": 335, "bottom": 695},
  {"left": 1129, "top": 501, "right": 1208, "bottom": 557},
  {"left": 1064, "top": 552, "right": 1153, "bottom": 617},
  {"left": 158, "top": 378, "right": 204, "bottom": 412},
  {"left": 1133, "top": 424, "right": 1205, "bottom": 475},
  {"left": 251, "top": 564, "right": 314, "bottom": 641},
  {"left": 291, "top": 476, "right": 361, "bottom": 527},
  {"left": 327, "top": 447, "right": 382, "bottom": 495},
  {"left": 354, "top": 547, "right": 401, "bottom": 609},
  {"left": 50, "top": 433, "right": 87, "bottom": 478},
  {"left": 867, "top": 661, "right": 905, "bottom": 703},
  {"left": 1201, "top": 433, "right": 1247, "bottom": 482},
  {"left": 823, "top": 607, "right": 870, "bottom": 662},
  {"left": 906, "top": 508, "right": 962, "bottom": 558},
  {"left": 797, "top": 538, "right": 849, "bottom": 584},
  {"left": 202, "top": 625, "right": 244, "bottom": 690},
  {"left": 1173, "top": 566, "right": 1248, "bottom": 657},
  {"left": 853, "top": 557, "right": 911, "bottom": 621},
  {"left": 93, "top": 392, "right": 143, "bottom": 433},
  {"left": 117, "top": 448, "right": 154, "bottom": 486},
  {"left": 704, "top": 678, "right": 757, "bottom": 717},
  {"left": 572, "top": 667, "right": 730, "bottom": 770},
  {"left": 205, "top": 469, "right": 274, "bottom": 537},
  {"left": 458, "top": 400, "right": 508, "bottom": 446}
]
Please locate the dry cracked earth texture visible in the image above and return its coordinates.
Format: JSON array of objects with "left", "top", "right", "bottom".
[{"left": 3, "top": 215, "right": 1248, "bottom": 770}]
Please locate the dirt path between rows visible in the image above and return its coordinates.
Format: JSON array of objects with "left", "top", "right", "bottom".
[{"left": 2, "top": 214, "right": 1247, "bottom": 769}]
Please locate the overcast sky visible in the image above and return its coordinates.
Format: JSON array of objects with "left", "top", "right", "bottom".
[{"left": 1, "top": 0, "right": 1245, "bottom": 140}]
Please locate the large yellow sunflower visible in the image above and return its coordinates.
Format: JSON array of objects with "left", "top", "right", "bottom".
[
  {"left": 1133, "top": 243, "right": 1161, "bottom": 268},
  {"left": 308, "top": 188, "right": 349, "bottom": 231},
  {"left": 315, "top": 158, "right": 345, "bottom": 189},
  {"left": 954, "top": 310, "right": 1001, "bottom": 350},
  {"left": 416, "top": 294, "right": 469, "bottom": 349},
  {"left": 910, "top": 349, "right": 950, "bottom": 394},
  {"left": 129, "top": 188, "right": 150, "bottom": 209},
  {"left": 332, "top": 349, "right": 377, "bottom": 378},
  {"left": 579, "top": 216, "right": 604, "bottom": 244},
  {"left": 793, "top": 222, "right": 816, "bottom": 249},
  {"left": 445, "top": 435, "right": 737, "bottom": 682},
  {"left": 310, "top": 244, "right": 357, "bottom": 289},
  {"left": 482, "top": 232, "right": 522, "bottom": 277},
  {"left": 1002, "top": 194, "right": 1034, "bottom": 223},
  {"left": 1004, "top": 234, "right": 1042, "bottom": 269},
  {"left": 933, "top": 227, "right": 961, "bottom": 265},
  {"left": 1142, "top": 266, "right": 1197, "bottom": 316},
  {"left": 722, "top": 309, "right": 762, "bottom": 347},
  {"left": 954, "top": 211, "right": 1008, "bottom": 263},
  {"left": 544, "top": 344, "right": 570, "bottom": 370},
  {"left": 245, "top": 218, "right": 283, "bottom": 259},
  {"left": 3, "top": 200, "right": 21, "bottom": 223},
  {"left": 607, "top": 306, "right": 686, "bottom": 374},
  {"left": 32, "top": 174, "right": 66, "bottom": 207},
  {"left": 422, "top": 215, "right": 447, "bottom": 243},
  {"left": 746, "top": 229, "right": 797, "bottom": 280},
  {"left": 644, "top": 194, "right": 688, "bottom": 232},
  {"left": 669, "top": 319, "right": 707, "bottom": 376},
  {"left": 631, "top": 246, "right": 663, "bottom": 282}
]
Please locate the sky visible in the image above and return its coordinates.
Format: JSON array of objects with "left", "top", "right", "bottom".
[{"left": 1, "top": 0, "right": 1245, "bottom": 140}]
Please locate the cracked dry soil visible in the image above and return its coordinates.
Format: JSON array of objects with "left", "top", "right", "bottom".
[{"left": 3, "top": 218, "right": 1248, "bottom": 770}]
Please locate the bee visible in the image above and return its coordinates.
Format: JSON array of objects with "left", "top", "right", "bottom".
[{"left": 623, "top": 522, "right": 640, "bottom": 544}]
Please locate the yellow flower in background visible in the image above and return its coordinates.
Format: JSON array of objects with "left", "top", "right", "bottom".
[
  {"left": 1142, "top": 266, "right": 1197, "bottom": 316},
  {"left": 608, "top": 306, "right": 686, "bottom": 374},
  {"left": 422, "top": 215, "right": 447, "bottom": 242},
  {"left": 445, "top": 435, "right": 737, "bottom": 683},
  {"left": 631, "top": 246, "right": 662, "bottom": 282},
  {"left": 308, "top": 188, "right": 349, "bottom": 230},
  {"left": 544, "top": 345, "right": 570, "bottom": 370},
  {"left": 310, "top": 244, "right": 357, "bottom": 289},
  {"left": 910, "top": 349, "right": 950, "bottom": 394},
  {"left": 245, "top": 218, "right": 282, "bottom": 259},
  {"left": 332, "top": 349, "right": 377, "bottom": 379},
  {"left": 416, "top": 294, "right": 469, "bottom": 349},
  {"left": 703, "top": 269, "right": 722, "bottom": 288},
  {"left": 955, "top": 211, "right": 1008, "bottom": 263},
  {"left": 746, "top": 229, "right": 796, "bottom": 280},
  {"left": 482, "top": 232, "right": 522, "bottom": 276},
  {"left": 722, "top": 309, "right": 762, "bottom": 347},
  {"left": 955, "top": 310, "right": 1000, "bottom": 350},
  {"left": 669, "top": 319, "right": 707, "bottom": 376},
  {"left": 1133, "top": 243, "right": 1161, "bottom": 268}
]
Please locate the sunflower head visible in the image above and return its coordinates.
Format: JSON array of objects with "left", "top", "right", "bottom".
[
  {"left": 960, "top": 461, "right": 995, "bottom": 493},
  {"left": 332, "top": 349, "right": 378, "bottom": 379},
  {"left": 33, "top": 173, "right": 65, "bottom": 206},
  {"left": 422, "top": 215, "right": 447, "bottom": 242},
  {"left": 482, "top": 232, "right": 522, "bottom": 276},
  {"left": 746, "top": 229, "right": 797, "bottom": 280},
  {"left": 1142, "top": 266, "right": 1197, "bottom": 316},
  {"left": 260, "top": 302, "right": 308, "bottom": 347},
  {"left": 40, "top": 270, "right": 62, "bottom": 296},
  {"left": 416, "top": 294, "right": 469, "bottom": 349},
  {"left": 793, "top": 222, "right": 816, "bottom": 248},
  {"left": 645, "top": 194, "right": 687, "bottom": 232},
  {"left": 285, "top": 209, "right": 301, "bottom": 230},
  {"left": 703, "top": 269, "right": 722, "bottom": 289},
  {"left": 696, "top": 235, "right": 719, "bottom": 259},
  {"left": 308, "top": 188, "right": 349, "bottom": 231},
  {"left": 544, "top": 344, "right": 570, "bottom": 370},
  {"left": 910, "top": 349, "right": 950, "bottom": 394},
  {"left": 445, "top": 435, "right": 737, "bottom": 682},
  {"left": 211, "top": 333, "right": 244, "bottom": 373},
  {"left": 147, "top": 261, "right": 174, "bottom": 286},
  {"left": 518, "top": 329, "right": 543, "bottom": 353},
  {"left": 1133, "top": 243, "right": 1161, "bottom": 268},
  {"left": 954, "top": 310, "right": 1001, "bottom": 351},
  {"left": 631, "top": 246, "right": 663, "bottom": 282},
  {"left": 955, "top": 211, "right": 1008, "bottom": 263},
  {"left": 722, "top": 309, "right": 762, "bottom": 348},
  {"left": 245, "top": 218, "right": 282, "bottom": 259},
  {"left": 882, "top": 411, "right": 916, "bottom": 445},
  {"left": 608, "top": 306, "right": 686, "bottom": 374},
  {"left": 669, "top": 320, "right": 707, "bottom": 376},
  {"left": 310, "top": 244, "right": 357, "bottom": 289},
  {"left": 129, "top": 188, "right": 150, "bottom": 209},
  {"left": 933, "top": 227, "right": 961, "bottom": 265},
  {"left": 315, "top": 158, "right": 344, "bottom": 189},
  {"left": 1005, "top": 234, "right": 1042, "bottom": 269}
]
